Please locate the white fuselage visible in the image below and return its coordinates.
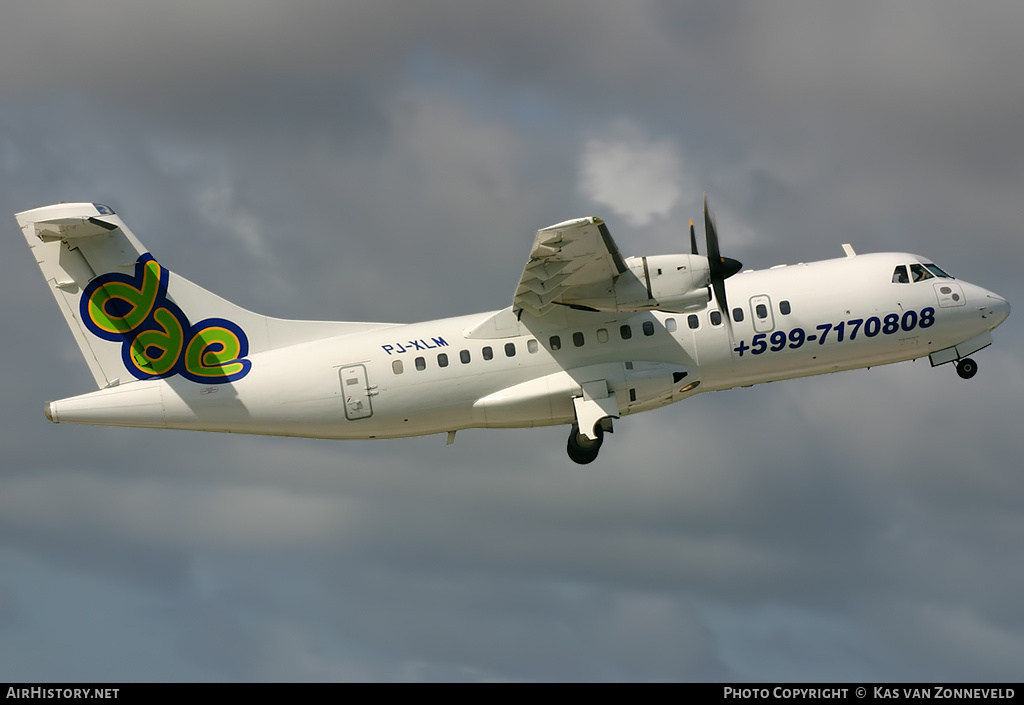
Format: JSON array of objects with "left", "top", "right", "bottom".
[{"left": 47, "top": 251, "right": 1009, "bottom": 440}]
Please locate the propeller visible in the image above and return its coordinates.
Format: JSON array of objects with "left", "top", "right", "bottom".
[{"left": 702, "top": 193, "right": 742, "bottom": 314}]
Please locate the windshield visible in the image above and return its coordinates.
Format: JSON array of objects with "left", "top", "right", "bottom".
[
  {"left": 923, "top": 262, "right": 954, "bottom": 279},
  {"left": 909, "top": 263, "right": 934, "bottom": 282},
  {"left": 893, "top": 262, "right": 955, "bottom": 284}
]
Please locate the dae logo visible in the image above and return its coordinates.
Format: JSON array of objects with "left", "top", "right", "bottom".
[{"left": 81, "top": 254, "right": 252, "bottom": 383}]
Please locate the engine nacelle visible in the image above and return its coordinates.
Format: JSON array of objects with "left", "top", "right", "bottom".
[
  {"left": 560, "top": 254, "right": 711, "bottom": 313},
  {"left": 632, "top": 254, "right": 712, "bottom": 311}
]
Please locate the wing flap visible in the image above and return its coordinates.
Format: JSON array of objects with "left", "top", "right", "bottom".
[{"left": 513, "top": 217, "right": 629, "bottom": 317}]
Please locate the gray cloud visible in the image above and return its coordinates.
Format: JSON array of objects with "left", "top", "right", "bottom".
[{"left": 1, "top": 1, "right": 1022, "bottom": 682}]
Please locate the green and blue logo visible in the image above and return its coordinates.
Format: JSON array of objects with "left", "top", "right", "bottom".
[{"left": 81, "top": 254, "right": 252, "bottom": 383}]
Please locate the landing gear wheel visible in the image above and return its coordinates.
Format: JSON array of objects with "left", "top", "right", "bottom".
[
  {"left": 567, "top": 423, "right": 604, "bottom": 465},
  {"left": 955, "top": 358, "right": 978, "bottom": 380}
]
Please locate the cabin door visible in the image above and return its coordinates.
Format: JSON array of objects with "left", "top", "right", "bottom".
[{"left": 339, "top": 364, "right": 374, "bottom": 420}]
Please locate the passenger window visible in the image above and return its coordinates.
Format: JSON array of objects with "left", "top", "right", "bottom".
[
  {"left": 755, "top": 303, "right": 768, "bottom": 319},
  {"left": 437, "top": 353, "right": 449, "bottom": 367},
  {"left": 460, "top": 349, "right": 471, "bottom": 364},
  {"left": 415, "top": 356, "right": 426, "bottom": 371},
  {"left": 665, "top": 318, "right": 677, "bottom": 332},
  {"left": 482, "top": 346, "right": 493, "bottom": 361},
  {"left": 392, "top": 360, "right": 404, "bottom": 375},
  {"left": 597, "top": 328, "right": 609, "bottom": 343},
  {"left": 527, "top": 339, "right": 539, "bottom": 353},
  {"left": 732, "top": 308, "right": 744, "bottom": 323},
  {"left": 687, "top": 314, "right": 699, "bottom": 330},
  {"left": 779, "top": 300, "right": 791, "bottom": 315},
  {"left": 642, "top": 321, "right": 655, "bottom": 336},
  {"left": 710, "top": 310, "right": 723, "bottom": 326},
  {"left": 892, "top": 265, "right": 909, "bottom": 284},
  {"left": 909, "top": 263, "right": 934, "bottom": 282},
  {"left": 573, "top": 332, "right": 585, "bottom": 347},
  {"left": 620, "top": 324, "right": 632, "bottom": 340},
  {"left": 505, "top": 342, "right": 516, "bottom": 357},
  {"left": 549, "top": 335, "right": 561, "bottom": 351}
]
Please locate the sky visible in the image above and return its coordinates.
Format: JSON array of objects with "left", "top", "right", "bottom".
[{"left": 1, "top": 1, "right": 1022, "bottom": 682}]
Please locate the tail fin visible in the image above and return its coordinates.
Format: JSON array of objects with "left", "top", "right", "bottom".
[{"left": 17, "top": 202, "right": 393, "bottom": 389}]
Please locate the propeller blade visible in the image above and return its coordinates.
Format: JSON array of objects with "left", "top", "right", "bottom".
[
  {"left": 712, "top": 272, "right": 729, "bottom": 315},
  {"left": 703, "top": 193, "right": 742, "bottom": 314},
  {"left": 704, "top": 193, "right": 721, "bottom": 266},
  {"left": 689, "top": 219, "right": 698, "bottom": 256}
]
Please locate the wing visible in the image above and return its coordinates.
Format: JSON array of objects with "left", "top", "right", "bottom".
[{"left": 513, "top": 217, "right": 629, "bottom": 317}]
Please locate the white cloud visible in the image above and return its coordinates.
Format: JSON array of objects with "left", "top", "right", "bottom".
[
  {"left": 577, "top": 120, "right": 692, "bottom": 226},
  {"left": 196, "top": 177, "right": 272, "bottom": 262}
]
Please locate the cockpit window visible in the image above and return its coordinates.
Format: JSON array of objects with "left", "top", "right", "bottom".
[
  {"left": 909, "top": 263, "right": 934, "bottom": 282},
  {"left": 924, "top": 263, "right": 953, "bottom": 279},
  {"left": 892, "top": 265, "right": 909, "bottom": 284}
]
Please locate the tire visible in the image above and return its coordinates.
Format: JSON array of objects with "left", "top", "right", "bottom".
[
  {"left": 567, "top": 423, "right": 604, "bottom": 464},
  {"left": 956, "top": 358, "right": 978, "bottom": 380}
]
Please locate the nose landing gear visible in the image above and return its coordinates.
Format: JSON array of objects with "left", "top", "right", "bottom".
[{"left": 955, "top": 357, "right": 978, "bottom": 380}]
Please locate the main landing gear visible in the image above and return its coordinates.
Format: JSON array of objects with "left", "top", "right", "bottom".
[
  {"left": 955, "top": 357, "right": 978, "bottom": 380},
  {"left": 567, "top": 422, "right": 604, "bottom": 465}
]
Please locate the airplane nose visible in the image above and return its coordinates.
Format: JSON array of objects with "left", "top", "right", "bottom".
[{"left": 983, "top": 292, "right": 1011, "bottom": 328}]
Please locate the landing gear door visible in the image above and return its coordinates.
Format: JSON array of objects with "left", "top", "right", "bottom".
[{"left": 340, "top": 364, "right": 374, "bottom": 420}]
